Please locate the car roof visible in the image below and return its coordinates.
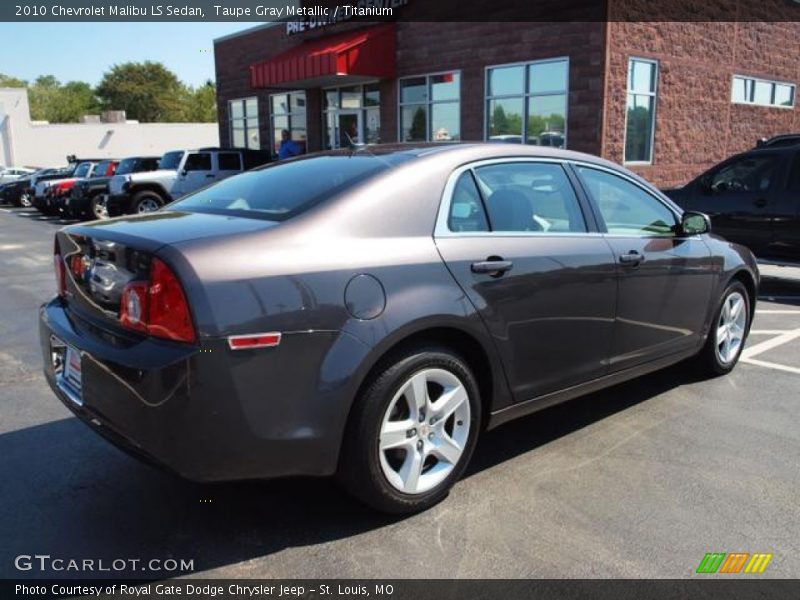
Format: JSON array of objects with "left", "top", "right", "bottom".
[{"left": 301, "top": 142, "right": 621, "bottom": 166}]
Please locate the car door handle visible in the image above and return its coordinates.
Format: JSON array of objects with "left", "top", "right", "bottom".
[
  {"left": 618, "top": 251, "right": 644, "bottom": 265},
  {"left": 471, "top": 260, "right": 513, "bottom": 275},
  {"left": 754, "top": 197, "right": 767, "bottom": 208}
]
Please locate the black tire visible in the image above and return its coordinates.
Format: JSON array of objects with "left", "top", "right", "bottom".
[
  {"left": 695, "top": 280, "right": 751, "bottom": 376},
  {"left": 129, "top": 190, "right": 164, "bottom": 214},
  {"left": 338, "top": 345, "right": 482, "bottom": 514}
]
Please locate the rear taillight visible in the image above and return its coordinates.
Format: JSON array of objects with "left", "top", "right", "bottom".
[
  {"left": 54, "top": 238, "right": 66, "bottom": 297},
  {"left": 119, "top": 258, "right": 195, "bottom": 343}
]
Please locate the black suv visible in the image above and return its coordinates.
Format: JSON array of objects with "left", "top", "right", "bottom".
[
  {"left": 69, "top": 156, "right": 160, "bottom": 220},
  {"left": 664, "top": 144, "right": 800, "bottom": 261}
]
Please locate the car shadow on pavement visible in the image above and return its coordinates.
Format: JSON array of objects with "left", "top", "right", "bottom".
[{"left": 0, "top": 361, "right": 700, "bottom": 579}]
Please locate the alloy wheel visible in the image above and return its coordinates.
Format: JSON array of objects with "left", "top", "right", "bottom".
[
  {"left": 92, "top": 196, "right": 109, "bottom": 220},
  {"left": 137, "top": 197, "right": 160, "bottom": 213},
  {"left": 378, "top": 368, "right": 471, "bottom": 495},
  {"left": 20, "top": 192, "right": 32, "bottom": 208},
  {"left": 715, "top": 291, "right": 747, "bottom": 365}
]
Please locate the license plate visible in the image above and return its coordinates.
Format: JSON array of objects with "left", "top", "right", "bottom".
[{"left": 62, "top": 344, "right": 83, "bottom": 401}]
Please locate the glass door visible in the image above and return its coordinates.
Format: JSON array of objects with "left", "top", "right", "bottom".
[{"left": 329, "top": 110, "right": 362, "bottom": 148}]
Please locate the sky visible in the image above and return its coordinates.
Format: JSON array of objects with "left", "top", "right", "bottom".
[{"left": 0, "top": 22, "right": 259, "bottom": 87}]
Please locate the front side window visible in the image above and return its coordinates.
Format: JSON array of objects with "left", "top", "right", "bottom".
[
  {"left": 707, "top": 155, "right": 778, "bottom": 194},
  {"left": 229, "top": 97, "right": 260, "bottom": 150},
  {"left": 270, "top": 92, "right": 306, "bottom": 156},
  {"left": 470, "top": 162, "right": 586, "bottom": 233},
  {"left": 485, "top": 59, "right": 568, "bottom": 148},
  {"left": 184, "top": 153, "right": 212, "bottom": 172},
  {"left": 399, "top": 72, "right": 461, "bottom": 142},
  {"left": 624, "top": 58, "right": 658, "bottom": 164},
  {"left": 732, "top": 75, "right": 796, "bottom": 108},
  {"left": 577, "top": 166, "right": 676, "bottom": 236}
]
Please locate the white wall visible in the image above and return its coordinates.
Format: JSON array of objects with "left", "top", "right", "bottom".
[{"left": 0, "top": 88, "right": 219, "bottom": 168}]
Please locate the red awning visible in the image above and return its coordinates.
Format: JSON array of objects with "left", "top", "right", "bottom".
[{"left": 250, "top": 24, "right": 396, "bottom": 88}]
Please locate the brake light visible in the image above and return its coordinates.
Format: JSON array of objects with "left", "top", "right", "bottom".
[
  {"left": 54, "top": 238, "right": 66, "bottom": 297},
  {"left": 119, "top": 258, "right": 195, "bottom": 343}
]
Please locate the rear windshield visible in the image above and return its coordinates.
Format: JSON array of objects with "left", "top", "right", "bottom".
[
  {"left": 159, "top": 151, "right": 184, "bottom": 170},
  {"left": 169, "top": 155, "right": 406, "bottom": 221}
]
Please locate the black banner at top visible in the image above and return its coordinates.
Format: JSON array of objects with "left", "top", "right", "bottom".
[{"left": 3, "top": 0, "right": 800, "bottom": 22}]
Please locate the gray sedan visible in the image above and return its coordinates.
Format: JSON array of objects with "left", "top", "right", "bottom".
[{"left": 40, "top": 144, "right": 758, "bottom": 513}]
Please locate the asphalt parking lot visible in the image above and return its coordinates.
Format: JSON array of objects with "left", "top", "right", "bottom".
[{"left": 1, "top": 205, "right": 799, "bottom": 579}]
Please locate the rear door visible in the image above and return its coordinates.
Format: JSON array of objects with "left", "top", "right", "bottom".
[
  {"left": 434, "top": 159, "right": 617, "bottom": 402},
  {"left": 176, "top": 152, "right": 213, "bottom": 197},
  {"left": 574, "top": 164, "right": 715, "bottom": 371},
  {"left": 769, "top": 151, "right": 800, "bottom": 260}
]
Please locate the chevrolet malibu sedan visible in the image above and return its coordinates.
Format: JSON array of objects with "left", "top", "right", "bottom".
[{"left": 40, "top": 144, "right": 758, "bottom": 513}]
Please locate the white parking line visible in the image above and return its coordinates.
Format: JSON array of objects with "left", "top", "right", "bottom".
[
  {"left": 741, "top": 328, "right": 800, "bottom": 360},
  {"left": 749, "top": 330, "right": 795, "bottom": 335},
  {"left": 741, "top": 357, "right": 800, "bottom": 375}
]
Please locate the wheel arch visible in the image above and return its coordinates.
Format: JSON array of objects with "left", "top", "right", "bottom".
[
  {"left": 344, "top": 323, "right": 506, "bottom": 439},
  {"left": 728, "top": 268, "right": 758, "bottom": 324},
  {"left": 128, "top": 183, "right": 170, "bottom": 203}
]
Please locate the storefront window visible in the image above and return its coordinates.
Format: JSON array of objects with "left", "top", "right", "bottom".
[
  {"left": 270, "top": 91, "right": 307, "bottom": 156},
  {"left": 322, "top": 85, "right": 382, "bottom": 149},
  {"left": 399, "top": 71, "right": 461, "bottom": 142},
  {"left": 485, "top": 59, "right": 568, "bottom": 147},
  {"left": 624, "top": 58, "right": 658, "bottom": 163},
  {"left": 228, "top": 97, "right": 260, "bottom": 150}
]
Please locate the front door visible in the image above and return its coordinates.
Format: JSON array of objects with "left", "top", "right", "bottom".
[
  {"left": 176, "top": 152, "right": 213, "bottom": 198},
  {"left": 688, "top": 153, "right": 782, "bottom": 255},
  {"left": 435, "top": 160, "right": 618, "bottom": 402},
  {"left": 574, "top": 165, "right": 716, "bottom": 371},
  {"left": 328, "top": 111, "right": 363, "bottom": 149}
]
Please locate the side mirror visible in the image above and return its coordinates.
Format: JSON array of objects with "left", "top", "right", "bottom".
[
  {"left": 680, "top": 211, "right": 711, "bottom": 236},
  {"left": 180, "top": 169, "right": 188, "bottom": 177}
]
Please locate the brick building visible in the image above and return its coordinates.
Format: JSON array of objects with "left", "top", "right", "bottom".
[{"left": 214, "top": 2, "right": 800, "bottom": 187}]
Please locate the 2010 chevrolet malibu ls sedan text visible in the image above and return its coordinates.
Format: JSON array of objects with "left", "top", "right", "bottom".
[{"left": 40, "top": 144, "right": 759, "bottom": 513}]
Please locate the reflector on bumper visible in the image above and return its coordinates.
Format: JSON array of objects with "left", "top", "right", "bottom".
[{"left": 227, "top": 332, "right": 282, "bottom": 350}]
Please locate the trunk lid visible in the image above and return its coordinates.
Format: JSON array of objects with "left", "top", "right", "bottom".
[{"left": 56, "top": 210, "right": 278, "bottom": 332}]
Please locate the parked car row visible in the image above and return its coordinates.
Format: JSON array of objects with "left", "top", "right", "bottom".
[{"left": 0, "top": 147, "right": 270, "bottom": 220}]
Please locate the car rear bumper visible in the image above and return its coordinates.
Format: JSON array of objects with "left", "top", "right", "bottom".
[{"left": 39, "top": 299, "right": 355, "bottom": 482}]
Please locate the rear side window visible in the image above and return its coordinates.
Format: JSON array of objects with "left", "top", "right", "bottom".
[
  {"left": 184, "top": 153, "right": 212, "bottom": 172},
  {"left": 577, "top": 166, "right": 677, "bottom": 236},
  {"left": 473, "top": 162, "right": 587, "bottom": 233},
  {"left": 448, "top": 172, "right": 489, "bottom": 232},
  {"left": 170, "top": 155, "right": 402, "bottom": 222},
  {"left": 218, "top": 152, "right": 242, "bottom": 171}
]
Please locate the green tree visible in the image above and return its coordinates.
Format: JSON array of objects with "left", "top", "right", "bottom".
[
  {"left": 409, "top": 106, "right": 426, "bottom": 141},
  {"left": 26, "top": 76, "right": 98, "bottom": 122},
  {"left": 96, "top": 61, "right": 189, "bottom": 122},
  {"left": 186, "top": 80, "right": 217, "bottom": 122},
  {"left": 0, "top": 73, "right": 27, "bottom": 87}
]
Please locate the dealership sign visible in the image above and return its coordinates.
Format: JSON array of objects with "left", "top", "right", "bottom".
[{"left": 286, "top": 0, "right": 409, "bottom": 35}]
